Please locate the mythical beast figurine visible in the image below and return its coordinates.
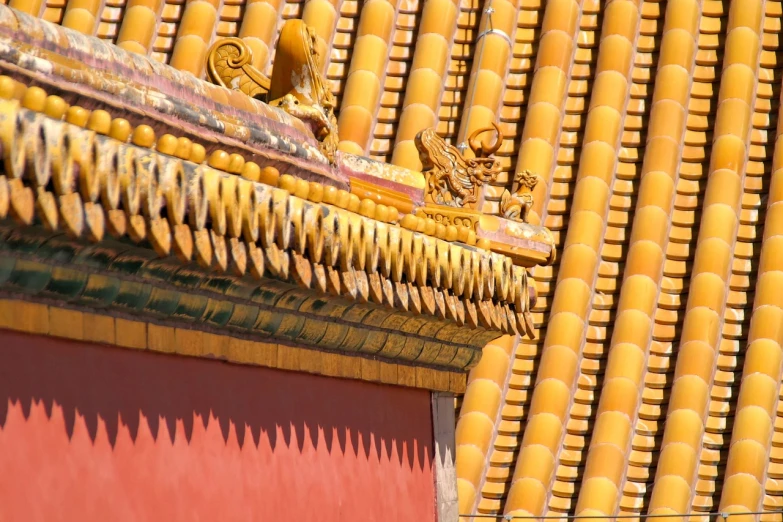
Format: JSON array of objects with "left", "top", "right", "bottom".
[
  {"left": 207, "top": 20, "right": 339, "bottom": 163},
  {"left": 415, "top": 122, "right": 504, "bottom": 210},
  {"left": 501, "top": 169, "right": 540, "bottom": 223}
]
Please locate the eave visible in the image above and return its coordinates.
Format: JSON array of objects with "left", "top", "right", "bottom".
[{"left": 0, "top": 100, "right": 538, "bottom": 389}]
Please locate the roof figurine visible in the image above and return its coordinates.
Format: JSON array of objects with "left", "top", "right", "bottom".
[
  {"left": 415, "top": 122, "right": 503, "bottom": 210},
  {"left": 500, "top": 169, "right": 540, "bottom": 224}
]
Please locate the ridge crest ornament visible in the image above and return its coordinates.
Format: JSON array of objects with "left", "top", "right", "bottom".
[
  {"left": 206, "top": 37, "right": 271, "bottom": 100},
  {"left": 207, "top": 21, "right": 339, "bottom": 164}
]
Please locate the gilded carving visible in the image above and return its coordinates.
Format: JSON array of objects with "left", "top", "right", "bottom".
[
  {"left": 415, "top": 123, "right": 503, "bottom": 210},
  {"left": 501, "top": 169, "right": 539, "bottom": 223},
  {"left": 206, "top": 21, "right": 339, "bottom": 163}
]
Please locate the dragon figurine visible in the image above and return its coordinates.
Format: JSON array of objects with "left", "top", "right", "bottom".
[
  {"left": 501, "top": 169, "right": 540, "bottom": 223},
  {"left": 415, "top": 122, "right": 504, "bottom": 210},
  {"left": 206, "top": 20, "right": 339, "bottom": 163}
]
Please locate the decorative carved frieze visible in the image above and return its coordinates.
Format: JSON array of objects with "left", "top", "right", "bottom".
[{"left": 415, "top": 206, "right": 481, "bottom": 230}]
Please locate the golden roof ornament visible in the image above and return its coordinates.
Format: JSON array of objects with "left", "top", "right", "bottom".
[
  {"left": 501, "top": 169, "right": 540, "bottom": 223},
  {"left": 415, "top": 122, "right": 503, "bottom": 210},
  {"left": 206, "top": 20, "right": 339, "bottom": 164},
  {"left": 206, "top": 37, "right": 271, "bottom": 100}
]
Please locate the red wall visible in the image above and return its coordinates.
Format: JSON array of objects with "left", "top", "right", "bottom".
[{"left": 0, "top": 329, "right": 436, "bottom": 522}]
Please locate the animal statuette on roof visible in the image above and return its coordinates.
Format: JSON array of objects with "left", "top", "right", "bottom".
[
  {"left": 207, "top": 20, "right": 339, "bottom": 164},
  {"left": 415, "top": 123, "right": 504, "bottom": 210},
  {"left": 501, "top": 170, "right": 540, "bottom": 224}
]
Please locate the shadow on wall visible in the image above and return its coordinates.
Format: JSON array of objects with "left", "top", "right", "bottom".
[{"left": 0, "top": 329, "right": 432, "bottom": 471}]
